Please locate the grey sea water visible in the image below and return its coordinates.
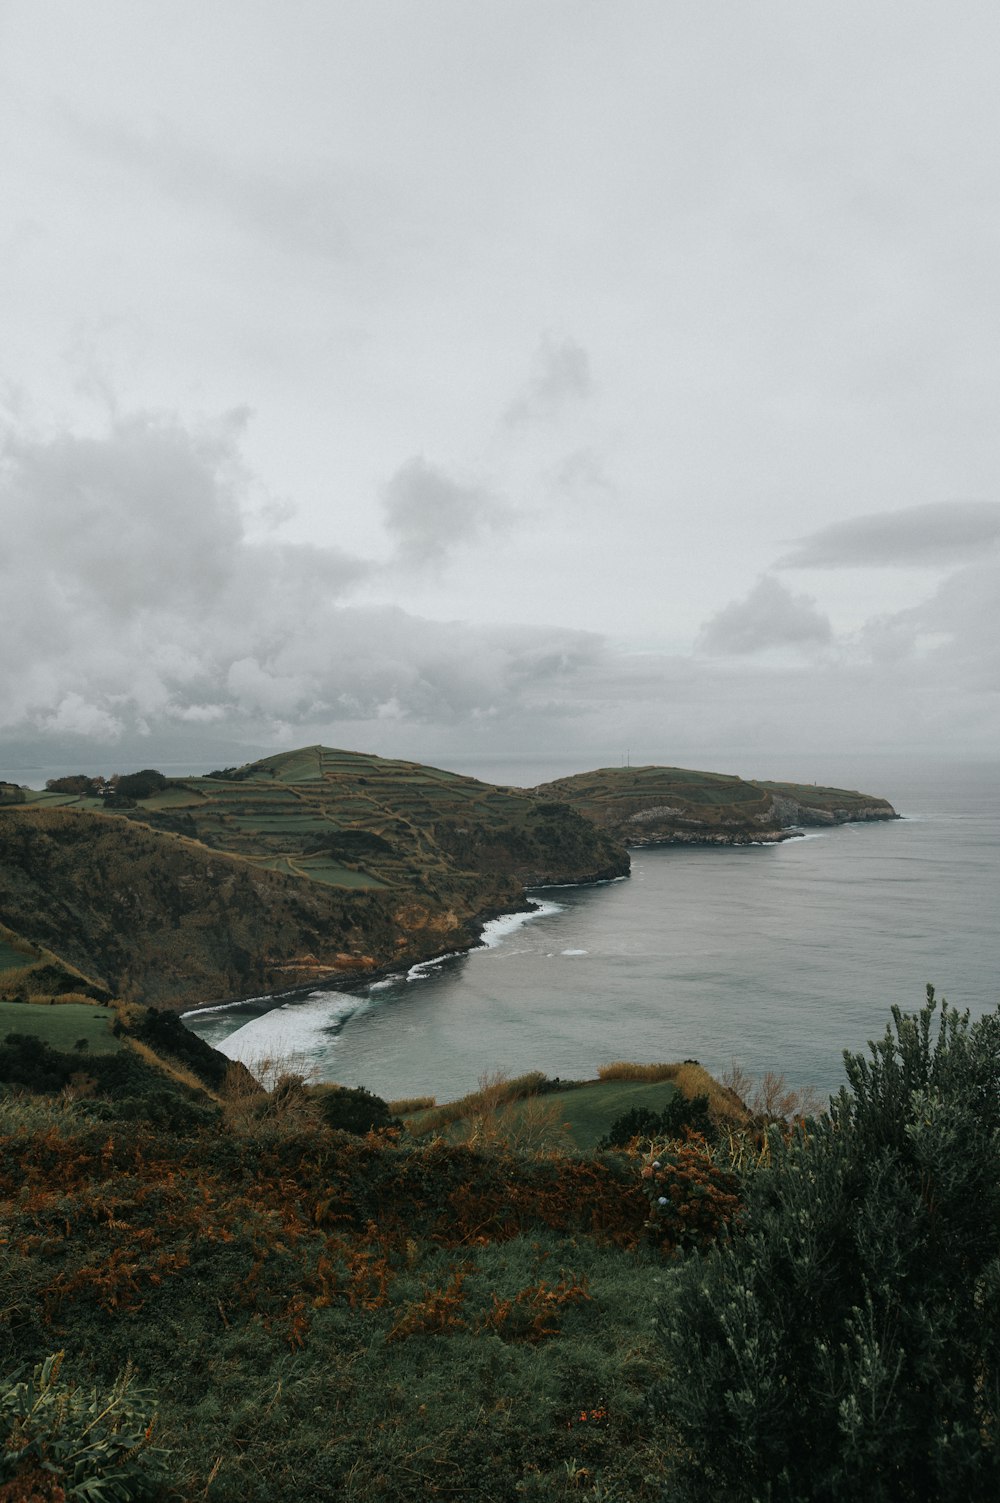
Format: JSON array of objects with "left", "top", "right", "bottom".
[{"left": 186, "top": 756, "right": 1000, "bottom": 1103}]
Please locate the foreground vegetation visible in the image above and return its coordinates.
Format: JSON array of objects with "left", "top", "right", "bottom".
[{"left": 1, "top": 989, "right": 996, "bottom": 1500}]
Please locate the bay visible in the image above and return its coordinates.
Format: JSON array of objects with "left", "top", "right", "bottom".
[{"left": 185, "top": 756, "right": 1000, "bottom": 1102}]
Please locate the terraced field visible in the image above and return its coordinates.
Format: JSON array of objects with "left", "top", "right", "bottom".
[{"left": 95, "top": 745, "right": 628, "bottom": 896}]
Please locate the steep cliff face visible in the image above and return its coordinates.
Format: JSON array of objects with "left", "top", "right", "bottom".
[{"left": 754, "top": 781, "right": 899, "bottom": 827}]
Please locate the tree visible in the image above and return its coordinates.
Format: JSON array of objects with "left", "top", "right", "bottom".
[
  {"left": 114, "top": 769, "right": 168, "bottom": 799},
  {"left": 651, "top": 989, "right": 1000, "bottom": 1502}
]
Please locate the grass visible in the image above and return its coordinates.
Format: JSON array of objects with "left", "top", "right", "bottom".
[
  {"left": 0, "top": 939, "right": 33, "bottom": 973},
  {"left": 402, "top": 1063, "right": 751, "bottom": 1151},
  {"left": 0, "top": 1010, "right": 761, "bottom": 1502},
  {"left": 599, "top": 1059, "right": 749, "bottom": 1121},
  {"left": 0, "top": 1083, "right": 676, "bottom": 1501},
  {"left": 0, "top": 1000, "right": 121, "bottom": 1053},
  {"left": 542, "top": 1079, "right": 680, "bottom": 1150}
]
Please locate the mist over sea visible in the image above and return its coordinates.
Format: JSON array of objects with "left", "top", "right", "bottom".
[{"left": 184, "top": 755, "right": 1000, "bottom": 1103}]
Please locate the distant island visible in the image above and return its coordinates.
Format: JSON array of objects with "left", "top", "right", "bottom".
[{"left": 0, "top": 745, "right": 897, "bottom": 1014}]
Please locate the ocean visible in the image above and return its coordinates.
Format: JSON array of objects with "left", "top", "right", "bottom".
[{"left": 184, "top": 754, "right": 1000, "bottom": 1104}]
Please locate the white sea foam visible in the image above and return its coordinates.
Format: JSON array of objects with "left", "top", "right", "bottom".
[
  {"left": 478, "top": 900, "right": 562, "bottom": 948},
  {"left": 181, "top": 991, "right": 277, "bottom": 1019},
  {"left": 561, "top": 948, "right": 588, "bottom": 955},
  {"left": 215, "top": 990, "right": 368, "bottom": 1065},
  {"left": 405, "top": 950, "right": 467, "bottom": 981}
]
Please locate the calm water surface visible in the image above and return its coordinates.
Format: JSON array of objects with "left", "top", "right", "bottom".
[{"left": 186, "top": 757, "right": 1000, "bottom": 1101}]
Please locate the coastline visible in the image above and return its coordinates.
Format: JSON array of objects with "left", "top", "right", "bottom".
[{"left": 181, "top": 893, "right": 553, "bottom": 1024}]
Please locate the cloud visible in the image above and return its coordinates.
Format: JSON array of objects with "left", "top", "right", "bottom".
[
  {"left": 778, "top": 501, "right": 1000, "bottom": 570},
  {"left": 696, "top": 575, "right": 833, "bottom": 657},
  {"left": 860, "top": 555, "right": 1000, "bottom": 683},
  {"left": 503, "top": 336, "right": 593, "bottom": 427},
  {"left": 380, "top": 456, "right": 512, "bottom": 567},
  {"left": 0, "top": 411, "right": 601, "bottom": 748}
]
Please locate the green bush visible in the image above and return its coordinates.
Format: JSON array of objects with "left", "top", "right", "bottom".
[
  {"left": 0, "top": 1350, "right": 170, "bottom": 1500},
  {"left": 597, "top": 1092, "right": 714, "bottom": 1149},
  {"left": 317, "top": 1084, "right": 401, "bottom": 1136},
  {"left": 651, "top": 989, "right": 1000, "bottom": 1501}
]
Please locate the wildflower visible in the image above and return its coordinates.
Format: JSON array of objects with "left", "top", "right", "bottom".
[{"left": 658, "top": 1196, "right": 668, "bottom": 1205}]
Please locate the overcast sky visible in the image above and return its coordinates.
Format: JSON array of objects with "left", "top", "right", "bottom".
[{"left": 2, "top": 1, "right": 999, "bottom": 780}]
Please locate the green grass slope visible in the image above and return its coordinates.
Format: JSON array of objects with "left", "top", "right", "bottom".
[{"left": 0, "top": 1000, "right": 121, "bottom": 1053}]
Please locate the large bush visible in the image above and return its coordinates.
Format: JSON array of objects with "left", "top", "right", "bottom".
[
  {"left": 113, "top": 770, "right": 167, "bottom": 800},
  {"left": 316, "top": 1084, "right": 400, "bottom": 1136},
  {"left": 651, "top": 989, "right": 1000, "bottom": 1501}
]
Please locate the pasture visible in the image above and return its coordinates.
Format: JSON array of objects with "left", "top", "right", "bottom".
[{"left": 0, "top": 1000, "right": 121, "bottom": 1053}]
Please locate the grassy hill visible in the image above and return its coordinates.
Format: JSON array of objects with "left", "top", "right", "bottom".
[
  {"left": 0, "top": 747, "right": 896, "bottom": 1015},
  {"left": 0, "top": 747, "right": 626, "bottom": 1012},
  {"left": 535, "top": 765, "right": 897, "bottom": 844}
]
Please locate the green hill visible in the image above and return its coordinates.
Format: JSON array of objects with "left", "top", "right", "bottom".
[
  {"left": 0, "top": 747, "right": 626, "bottom": 1011},
  {"left": 535, "top": 764, "right": 897, "bottom": 845}
]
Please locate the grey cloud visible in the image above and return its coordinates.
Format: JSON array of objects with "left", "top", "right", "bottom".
[
  {"left": 503, "top": 337, "right": 593, "bottom": 427},
  {"left": 860, "top": 556, "right": 1000, "bottom": 685},
  {"left": 696, "top": 575, "right": 833, "bottom": 657},
  {"left": 0, "top": 412, "right": 601, "bottom": 746},
  {"left": 551, "top": 448, "right": 615, "bottom": 498},
  {"left": 380, "top": 457, "right": 512, "bottom": 567},
  {"left": 778, "top": 501, "right": 1000, "bottom": 570}
]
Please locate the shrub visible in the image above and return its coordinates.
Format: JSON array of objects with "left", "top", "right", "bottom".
[
  {"left": 0, "top": 1351, "right": 169, "bottom": 1500},
  {"left": 113, "top": 771, "right": 167, "bottom": 801},
  {"left": 597, "top": 1093, "right": 715, "bottom": 1149},
  {"left": 651, "top": 989, "right": 1000, "bottom": 1501},
  {"left": 317, "top": 1085, "right": 400, "bottom": 1136}
]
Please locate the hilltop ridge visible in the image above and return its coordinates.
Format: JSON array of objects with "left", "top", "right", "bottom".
[{"left": 535, "top": 764, "right": 897, "bottom": 845}]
